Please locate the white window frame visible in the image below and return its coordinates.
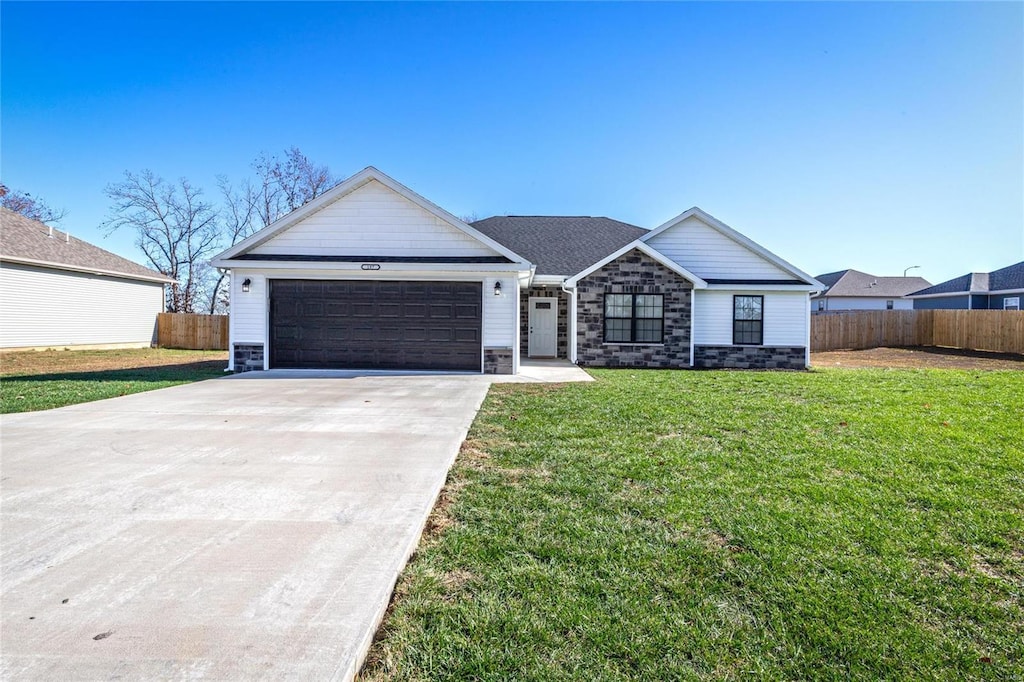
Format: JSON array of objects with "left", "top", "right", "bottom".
[{"left": 1004, "top": 296, "right": 1020, "bottom": 311}]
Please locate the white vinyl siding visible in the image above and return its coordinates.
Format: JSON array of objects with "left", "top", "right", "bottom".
[
  {"left": 482, "top": 276, "right": 517, "bottom": 348},
  {"left": 814, "top": 297, "right": 914, "bottom": 311},
  {"left": 230, "top": 270, "right": 267, "bottom": 343},
  {"left": 646, "top": 215, "right": 791, "bottom": 280},
  {"left": 250, "top": 180, "right": 500, "bottom": 258},
  {"left": 0, "top": 262, "right": 164, "bottom": 348},
  {"left": 693, "top": 289, "right": 808, "bottom": 346}
]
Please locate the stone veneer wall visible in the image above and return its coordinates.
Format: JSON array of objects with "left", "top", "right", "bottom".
[
  {"left": 233, "top": 343, "right": 265, "bottom": 372},
  {"left": 693, "top": 345, "right": 806, "bottom": 370},
  {"left": 483, "top": 347, "right": 514, "bottom": 374},
  {"left": 576, "top": 249, "right": 693, "bottom": 368},
  {"left": 519, "top": 286, "right": 569, "bottom": 358}
]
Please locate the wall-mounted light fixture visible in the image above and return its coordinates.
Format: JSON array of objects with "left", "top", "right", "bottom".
[
  {"left": 242, "top": 278, "right": 252, "bottom": 293},
  {"left": 493, "top": 281, "right": 502, "bottom": 296}
]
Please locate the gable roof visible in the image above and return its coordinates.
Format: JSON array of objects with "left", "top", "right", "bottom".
[
  {"left": 471, "top": 216, "right": 648, "bottom": 277},
  {"left": 908, "top": 261, "right": 1024, "bottom": 297},
  {"left": 640, "top": 207, "right": 822, "bottom": 288},
  {"left": 214, "top": 167, "right": 530, "bottom": 267},
  {"left": 812, "top": 269, "right": 931, "bottom": 298},
  {"left": 565, "top": 241, "right": 708, "bottom": 288},
  {"left": 0, "top": 208, "right": 173, "bottom": 284}
]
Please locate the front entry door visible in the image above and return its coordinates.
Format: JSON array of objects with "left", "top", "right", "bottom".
[{"left": 528, "top": 297, "right": 558, "bottom": 357}]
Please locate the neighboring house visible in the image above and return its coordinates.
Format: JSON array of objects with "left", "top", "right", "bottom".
[
  {"left": 811, "top": 269, "right": 931, "bottom": 312},
  {"left": 211, "top": 167, "right": 823, "bottom": 374},
  {"left": 907, "top": 261, "right": 1024, "bottom": 310},
  {"left": 0, "top": 208, "right": 173, "bottom": 349}
]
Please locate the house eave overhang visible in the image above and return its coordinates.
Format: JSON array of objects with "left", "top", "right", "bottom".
[
  {"left": 564, "top": 241, "right": 709, "bottom": 288},
  {"left": 0, "top": 255, "right": 175, "bottom": 284},
  {"left": 212, "top": 166, "right": 532, "bottom": 267},
  {"left": 705, "top": 283, "right": 821, "bottom": 292},
  {"left": 908, "top": 288, "right": 1024, "bottom": 299}
]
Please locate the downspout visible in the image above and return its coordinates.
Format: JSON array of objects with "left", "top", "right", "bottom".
[{"left": 561, "top": 280, "right": 577, "bottom": 364}]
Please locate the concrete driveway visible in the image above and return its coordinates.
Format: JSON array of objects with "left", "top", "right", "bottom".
[{"left": 0, "top": 374, "right": 496, "bottom": 680}]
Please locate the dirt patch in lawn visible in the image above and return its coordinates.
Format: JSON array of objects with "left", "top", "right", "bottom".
[
  {"left": 812, "top": 346, "right": 1024, "bottom": 371},
  {"left": 0, "top": 348, "right": 228, "bottom": 377}
]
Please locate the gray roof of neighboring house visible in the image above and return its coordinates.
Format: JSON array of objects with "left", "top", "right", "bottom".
[
  {"left": 471, "top": 216, "right": 649, "bottom": 277},
  {"left": 812, "top": 269, "right": 931, "bottom": 298},
  {"left": 0, "top": 208, "right": 172, "bottom": 283},
  {"left": 908, "top": 261, "right": 1024, "bottom": 296}
]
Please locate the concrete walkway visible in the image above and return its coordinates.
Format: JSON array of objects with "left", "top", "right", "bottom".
[{"left": 1, "top": 362, "right": 593, "bottom": 680}]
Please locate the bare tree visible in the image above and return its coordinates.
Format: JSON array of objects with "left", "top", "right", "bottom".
[
  {"left": 250, "top": 147, "right": 336, "bottom": 227},
  {"left": 0, "top": 183, "right": 67, "bottom": 224},
  {"left": 102, "top": 170, "right": 220, "bottom": 313},
  {"left": 205, "top": 149, "right": 337, "bottom": 313}
]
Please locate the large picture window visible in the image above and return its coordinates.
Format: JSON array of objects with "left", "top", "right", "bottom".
[
  {"left": 605, "top": 293, "right": 664, "bottom": 343},
  {"left": 733, "top": 295, "right": 763, "bottom": 345}
]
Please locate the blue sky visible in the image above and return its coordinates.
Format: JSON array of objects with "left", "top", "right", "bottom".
[{"left": 3, "top": 1, "right": 1021, "bottom": 284}]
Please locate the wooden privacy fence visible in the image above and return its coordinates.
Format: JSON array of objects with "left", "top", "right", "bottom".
[
  {"left": 812, "top": 310, "right": 1024, "bottom": 355},
  {"left": 156, "top": 313, "right": 229, "bottom": 350}
]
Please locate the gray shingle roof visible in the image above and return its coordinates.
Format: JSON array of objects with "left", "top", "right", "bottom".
[
  {"left": 0, "top": 208, "right": 172, "bottom": 282},
  {"left": 812, "top": 269, "right": 931, "bottom": 298},
  {"left": 471, "top": 216, "right": 648, "bottom": 276},
  {"left": 909, "top": 261, "right": 1024, "bottom": 296}
]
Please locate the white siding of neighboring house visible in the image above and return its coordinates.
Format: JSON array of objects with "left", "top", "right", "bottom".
[
  {"left": 647, "top": 216, "right": 792, "bottom": 280},
  {"left": 693, "top": 289, "right": 809, "bottom": 347},
  {"left": 0, "top": 262, "right": 164, "bottom": 349},
  {"left": 814, "top": 297, "right": 914, "bottom": 312},
  {"left": 249, "top": 180, "right": 501, "bottom": 258}
]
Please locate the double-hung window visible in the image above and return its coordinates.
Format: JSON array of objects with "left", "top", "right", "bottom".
[
  {"left": 1005, "top": 296, "right": 1020, "bottom": 311},
  {"left": 605, "top": 293, "right": 663, "bottom": 343},
  {"left": 733, "top": 295, "right": 763, "bottom": 345}
]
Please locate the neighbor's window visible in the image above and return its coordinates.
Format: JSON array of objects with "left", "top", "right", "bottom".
[
  {"left": 733, "top": 295, "right": 763, "bottom": 345},
  {"left": 886, "top": 300, "right": 894, "bottom": 310},
  {"left": 605, "top": 293, "right": 664, "bottom": 343},
  {"left": 817, "top": 299, "right": 825, "bottom": 311},
  {"left": 1005, "top": 297, "right": 1021, "bottom": 311}
]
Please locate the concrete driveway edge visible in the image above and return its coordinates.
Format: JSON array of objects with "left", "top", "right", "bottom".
[{"left": 342, "top": 384, "right": 489, "bottom": 682}]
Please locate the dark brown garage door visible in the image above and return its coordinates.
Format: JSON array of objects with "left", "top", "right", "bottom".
[{"left": 270, "top": 280, "right": 482, "bottom": 371}]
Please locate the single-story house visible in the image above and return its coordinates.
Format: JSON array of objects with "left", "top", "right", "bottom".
[
  {"left": 0, "top": 208, "right": 173, "bottom": 350},
  {"left": 211, "top": 167, "right": 823, "bottom": 374},
  {"left": 811, "top": 269, "right": 931, "bottom": 312},
  {"left": 907, "top": 261, "right": 1023, "bottom": 310}
]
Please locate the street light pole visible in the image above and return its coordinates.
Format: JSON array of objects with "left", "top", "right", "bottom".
[{"left": 903, "top": 265, "right": 921, "bottom": 277}]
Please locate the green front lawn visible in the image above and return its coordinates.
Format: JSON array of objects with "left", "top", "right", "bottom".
[
  {"left": 364, "top": 368, "right": 1023, "bottom": 681},
  {"left": 1, "top": 349, "right": 227, "bottom": 413}
]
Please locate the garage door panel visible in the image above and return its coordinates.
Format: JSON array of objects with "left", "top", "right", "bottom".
[{"left": 270, "top": 280, "right": 482, "bottom": 371}]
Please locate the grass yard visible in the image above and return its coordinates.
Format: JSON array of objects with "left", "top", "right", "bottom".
[
  {"left": 363, "top": 368, "right": 1024, "bottom": 681},
  {"left": 0, "top": 348, "right": 227, "bottom": 413}
]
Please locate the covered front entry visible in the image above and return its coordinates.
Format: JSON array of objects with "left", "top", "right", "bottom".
[{"left": 269, "top": 280, "right": 482, "bottom": 371}]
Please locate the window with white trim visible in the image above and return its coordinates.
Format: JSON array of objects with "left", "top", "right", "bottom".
[
  {"left": 1005, "top": 296, "right": 1020, "bottom": 311},
  {"left": 886, "top": 300, "right": 894, "bottom": 310},
  {"left": 733, "top": 295, "right": 763, "bottom": 345}
]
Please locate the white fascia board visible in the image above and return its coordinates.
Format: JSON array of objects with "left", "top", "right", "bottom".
[
  {"left": 706, "top": 283, "right": 821, "bottom": 292},
  {"left": 565, "top": 241, "right": 708, "bottom": 288},
  {"left": 0, "top": 255, "right": 175, "bottom": 284},
  {"left": 987, "top": 288, "right": 1024, "bottom": 295},
  {"left": 531, "top": 274, "right": 566, "bottom": 286},
  {"left": 213, "top": 166, "right": 532, "bottom": 267},
  {"left": 211, "top": 259, "right": 529, "bottom": 274},
  {"left": 640, "top": 207, "right": 823, "bottom": 288}
]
